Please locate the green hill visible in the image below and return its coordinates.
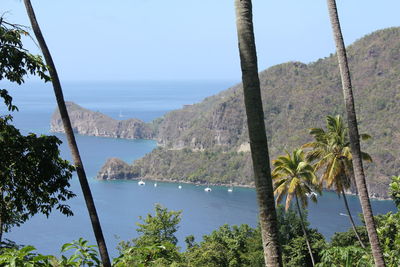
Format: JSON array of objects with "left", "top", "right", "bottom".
[{"left": 98, "top": 27, "right": 400, "bottom": 198}]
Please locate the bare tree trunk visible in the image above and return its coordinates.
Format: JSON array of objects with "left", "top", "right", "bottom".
[
  {"left": 23, "top": 1, "right": 111, "bottom": 266},
  {"left": 234, "top": 1, "right": 282, "bottom": 266},
  {"left": 326, "top": 0, "right": 385, "bottom": 266},
  {"left": 341, "top": 189, "right": 366, "bottom": 248},
  {"left": 295, "top": 195, "right": 315, "bottom": 266}
]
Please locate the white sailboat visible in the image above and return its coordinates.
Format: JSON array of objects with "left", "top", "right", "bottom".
[
  {"left": 228, "top": 181, "right": 233, "bottom": 192},
  {"left": 138, "top": 180, "right": 145, "bottom": 186}
]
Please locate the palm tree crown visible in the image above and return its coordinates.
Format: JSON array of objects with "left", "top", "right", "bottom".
[
  {"left": 303, "top": 115, "right": 371, "bottom": 193},
  {"left": 272, "top": 148, "right": 319, "bottom": 210}
]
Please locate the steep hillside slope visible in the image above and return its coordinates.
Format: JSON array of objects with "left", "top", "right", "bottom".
[{"left": 92, "top": 27, "right": 400, "bottom": 197}]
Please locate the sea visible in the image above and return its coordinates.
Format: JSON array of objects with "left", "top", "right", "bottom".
[{"left": 2, "top": 80, "right": 397, "bottom": 258}]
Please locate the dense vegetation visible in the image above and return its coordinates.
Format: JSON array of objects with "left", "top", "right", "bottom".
[
  {"left": 0, "top": 20, "right": 75, "bottom": 243},
  {"left": 2, "top": 194, "right": 399, "bottom": 266}
]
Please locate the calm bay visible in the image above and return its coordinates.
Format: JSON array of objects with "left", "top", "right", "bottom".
[{"left": 3, "top": 81, "right": 396, "bottom": 257}]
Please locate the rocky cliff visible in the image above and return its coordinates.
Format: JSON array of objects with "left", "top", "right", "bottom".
[{"left": 51, "top": 102, "right": 154, "bottom": 139}]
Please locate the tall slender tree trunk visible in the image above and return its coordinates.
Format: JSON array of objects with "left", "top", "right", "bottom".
[
  {"left": 295, "top": 195, "right": 315, "bottom": 267},
  {"left": 0, "top": 194, "right": 3, "bottom": 244},
  {"left": 326, "top": 0, "right": 385, "bottom": 266},
  {"left": 341, "top": 189, "right": 366, "bottom": 248},
  {"left": 23, "top": 1, "right": 111, "bottom": 266},
  {"left": 234, "top": 1, "right": 282, "bottom": 266},
  {"left": 0, "top": 215, "right": 2, "bottom": 245}
]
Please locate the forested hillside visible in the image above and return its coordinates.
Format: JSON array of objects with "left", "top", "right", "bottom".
[{"left": 95, "top": 27, "right": 400, "bottom": 197}]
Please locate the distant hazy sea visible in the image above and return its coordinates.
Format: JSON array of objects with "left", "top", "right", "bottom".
[{"left": 2, "top": 80, "right": 396, "bottom": 258}]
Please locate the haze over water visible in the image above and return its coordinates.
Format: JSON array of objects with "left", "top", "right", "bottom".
[{"left": 4, "top": 81, "right": 396, "bottom": 257}]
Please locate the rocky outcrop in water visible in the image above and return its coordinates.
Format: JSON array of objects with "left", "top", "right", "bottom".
[
  {"left": 96, "top": 158, "right": 138, "bottom": 180},
  {"left": 51, "top": 102, "right": 154, "bottom": 139}
]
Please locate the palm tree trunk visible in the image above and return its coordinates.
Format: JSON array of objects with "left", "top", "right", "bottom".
[
  {"left": 23, "top": 1, "right": 111, "bottom": 266},
  {"left": 295, "top": 195, "right": 315, "bottom": 266},
  {"left": 234, "top": 1, "right": 282, "bottom": 266},
  {"left": 326, "top": 0, "right": 385, "bottom": 266},
  {"left": 341, "top": 188, "right": 366, "bottom": 248}
]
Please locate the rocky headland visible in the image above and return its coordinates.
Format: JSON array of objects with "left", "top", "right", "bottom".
[{"left": 51, "top": 102, "right": 154, "bottom": 139}]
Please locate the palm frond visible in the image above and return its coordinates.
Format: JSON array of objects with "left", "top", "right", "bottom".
[
  {"left": 342, "top": 146, "right": 352, "bottom": 160},
  {"left": 288, "top": 177, "right": 300, "bottom": 194},
  {"left": 305, "top": 149, "right": 325, "bottom": 163},
  {"left": 285, "top": 193, "right": 294, "bottom": 210}
]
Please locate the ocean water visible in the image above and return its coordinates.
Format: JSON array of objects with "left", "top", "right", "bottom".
[{"left": 2, "top": 80, "right": 397, "bottom": 258}]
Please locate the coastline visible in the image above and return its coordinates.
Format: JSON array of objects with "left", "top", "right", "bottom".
[{"left": 99, "top": 176, "right": 392, "bottom": 201}]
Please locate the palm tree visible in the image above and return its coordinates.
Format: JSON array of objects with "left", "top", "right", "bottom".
[
  {"left": 234, "top": 0, "right": 282, "bottom": 266},
  {"left": 303, "top": 115, "right": 371, "bottom": 248},
  {"left": 23, "top": 1, "right": 111, "bottom": 266},
  {"left": 272, "top": 148, "right": 319, "bottom": 266},
  {"left": 326, "top": 1, "right": 385, "bottom": 265}
]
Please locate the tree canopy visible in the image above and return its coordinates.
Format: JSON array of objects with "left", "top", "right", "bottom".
[{"left": 0, "top": 19, "right": 75, "bottom": 239}]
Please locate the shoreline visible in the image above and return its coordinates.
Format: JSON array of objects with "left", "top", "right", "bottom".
[{"left": 99, "top": 176, "right": 392, "bottom": 201}]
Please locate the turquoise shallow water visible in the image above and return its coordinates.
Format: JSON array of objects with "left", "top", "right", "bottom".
[{"left": 2, "top": 81, "right": 396, "bottom": 257}]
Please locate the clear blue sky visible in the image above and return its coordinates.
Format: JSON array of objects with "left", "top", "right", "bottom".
[{"left": 2, "top": 0, "right": 399, "bottom": 81}]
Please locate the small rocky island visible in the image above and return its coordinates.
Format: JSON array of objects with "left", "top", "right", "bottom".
[
  {"left": 97, "top": 158, "right": 138, "bottom": 180},
  {"left": 51, "top": 102, "right": 154, "bottom": 139}
]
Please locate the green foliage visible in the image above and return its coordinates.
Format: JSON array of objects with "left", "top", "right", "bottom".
[
  {"left": 330, "top": 226, "right": 369, "bottom": 248},
  {"left": 134, "top": 204, "right": 181, "bottom": 247},
  {"left": 184, "top": 224, "right": 263, "bottom": 267},
  {"left": 0, "top": 245, "right": 54, "bottom": 266},
  {"left": 389, "top": 175, "right": 400, "bottom": 209},
  {"left": 0, "top": 20, "right": 49, "bottom": 85},
  {"left": 184, "top": 206, "right": 325, "bottom": 267},
  {"left": 0, "top": 19, "right": 75, "bottom": 238},
  {"left": 283, "top": 231, "right": 326, "bottom": 267},
  {"left": 374, "top": 212, "right": 400, "bottom": 266},
  {"left": 114, "top": 242, "right": 182, "bottom": 267},
  {"left": 58, "top": 238, "right": 101, "bottom": 266},
  {"left": 117, "top": 204, "right": 183, "bottom": 266},
  {"left": 0, "top": 119, "right": 75, "bottom": 232},
  {"left": 316, "top": 246, "right": 372, "bottom": 267},
  {"left": 0, "top": 239, "right": 100, "bottom": 267},
  {"left": 276, "top": 205, "right": 308, "bottom": 245},
  {"left": 276, "top": 205, "right": 326, "bottom": 266}
]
